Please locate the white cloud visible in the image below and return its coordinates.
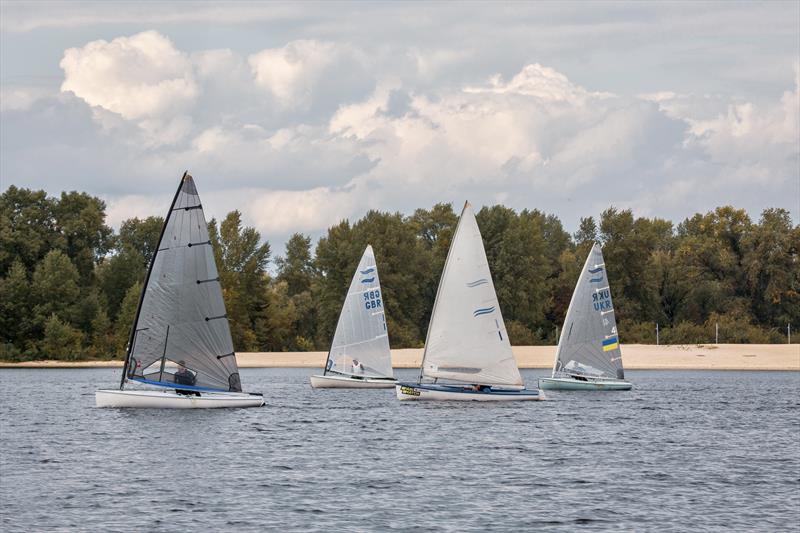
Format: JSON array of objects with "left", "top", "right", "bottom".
[
  {"left": 248, "top": 40, "right": 370, "bottom": 111},
  {"left": 60, "top": 31, "right": 197, "bottom": 120}
]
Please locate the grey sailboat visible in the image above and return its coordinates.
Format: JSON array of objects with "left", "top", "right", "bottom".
[
  {"left": 96, "top": 172, "right": 264, "bottom": 408},
  {"left": 539, "top": 243, "right": 632, "bottom": 391}
]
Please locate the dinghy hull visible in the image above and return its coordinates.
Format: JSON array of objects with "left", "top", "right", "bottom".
[
  {"left": 396, "top": 383, "right": 543, "bottom": 401},
  {"left": 310, "top": 374, "right": 397, "bottom": 389},
  {"left": 95, "top": 389, "right": 265, "bottom": 408},
  {"left": 538, "top": 377, "right": 632, "bottom": 391}
]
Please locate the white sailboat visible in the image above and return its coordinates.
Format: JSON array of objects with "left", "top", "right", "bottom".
[
  {"left": 96, "top": 172, "right": 264, "bottom": 408},
  {"left": 310, "top": 245, "right": 397, "bottom": 389},
  {"left": 397, "top": 202, "right": 542, "bottom": 401},
  {"left": 539, "top": 243, "right": 632, "bottom": 391}
]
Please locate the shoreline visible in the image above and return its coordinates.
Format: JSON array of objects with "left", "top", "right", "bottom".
[{"left": 1, "top": 344, "right": 797, "bottom": 371}]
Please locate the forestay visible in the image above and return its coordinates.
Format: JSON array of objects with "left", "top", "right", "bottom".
[
  {"left": 325, "top": 245, "right": 393, "bottom": 378},
  {"left": 553, "top": 243, "right": 625, "bottom": 380},
  {"left": 420, "top": 202, "right": 523, "bottom": 387},
  {"left": 122, "top": 173, "right": 242, "bottom": 392}
]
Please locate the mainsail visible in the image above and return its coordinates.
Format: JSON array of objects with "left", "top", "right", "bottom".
[
  {"left": 121, "top": 173, "right": 242, "bottom": 392},
  {"left": 420, "top": 202, "right": 523, "bottom": 387},
  {"left": 553, "top": 243, "right": 625, "bottom": 380},
  {"left": 324, "top": 245, "right": 393, "bottom": 378}
]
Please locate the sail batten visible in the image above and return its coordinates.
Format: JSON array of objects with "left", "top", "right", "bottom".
[
  {"left": 553, "top": 243, "right": 625, "bottom": 380},
  {"left": 420, "top": 202, "right": 523, "bottom": 387},
  {"left": 324, "top": 245, "right": 393, "bottom": 379},
  {"left": 122, "top": 173, "right": 242, "bottom": 392}
]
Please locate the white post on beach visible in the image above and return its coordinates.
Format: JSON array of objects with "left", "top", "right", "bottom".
[
  {"left": 789, "top": 323, "right": 792, "bottom": 344},
  {"left": 656, "top": 323, "right": 659, "bottom": 346},
  {"left": 715, "top": 322, "right": 719, "bottom": 344},
  {"left": 555, "top": 325, "right": 558, "bottom": 343}
]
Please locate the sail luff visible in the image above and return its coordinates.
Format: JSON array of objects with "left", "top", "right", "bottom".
[
  {"left": 417, "top": 201, "right": 469, "bottom": 384},
  {"left": 120, "top": 171, "right": 187, "bottom": 390},
  {"left": 551, "top": 245, "right": 595, "bottom": 378}
]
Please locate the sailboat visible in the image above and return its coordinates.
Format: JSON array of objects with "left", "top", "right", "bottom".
[
  {"left": 538, "top": 243, "right": 632, "bottom": 391},
  {"left": 397, "top": 202, "right": 542, "bottom": 401},
  {"left": 96, "top": 172, "right": 264, "bottom": 408},
  {"left": 310, "top": 245, "right": 397, "bottom": 388}
]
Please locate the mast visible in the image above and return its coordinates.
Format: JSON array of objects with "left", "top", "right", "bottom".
[
  {"left": 119, "top": 171, "right": 188, "bottom": 390},
  {"left": 418, "top": 201, "right": 470, "bottom": 384}
]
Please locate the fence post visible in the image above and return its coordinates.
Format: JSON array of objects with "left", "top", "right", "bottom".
[
  {"left": 656, "top": 323, "right": 659, "bottom": 346},
  {"left": 715, "top": 322, "right": 719, "bottom": 344},
  {"left": 789, "top": 323, "right": 792, "bottom": 344}
]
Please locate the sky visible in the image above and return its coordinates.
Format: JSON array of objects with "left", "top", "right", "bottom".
[{"left": 1, "top": 1, "right": 798, "bottom": 256}]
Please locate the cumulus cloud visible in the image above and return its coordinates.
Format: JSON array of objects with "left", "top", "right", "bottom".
[
  {"left": 60, "top": 31, "right": 197, "bottom": 120},
  {"left": 248, "top": 40, "right": 372, "bottom": 113},
  {"left": 4, "top": 26, "right": 798, "bottom": 254}
]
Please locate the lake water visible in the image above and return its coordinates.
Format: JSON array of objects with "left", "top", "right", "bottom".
[{"left": 0, "top": 368, "right": 798, "bottom": 532}]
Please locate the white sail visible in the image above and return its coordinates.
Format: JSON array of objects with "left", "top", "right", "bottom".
[
  {"left": 553, "top": 243, "right": 625, "bottom": 379},
  {"left": 325, "top": 245, "right": 393, "bottom": 378},
  {"left": 420, "top": 202, "right": 523, "bottom": 387}
]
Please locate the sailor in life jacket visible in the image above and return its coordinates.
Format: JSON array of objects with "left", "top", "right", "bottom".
[{"left": 351, "top": 359, "right": 364, "bottom": 375}]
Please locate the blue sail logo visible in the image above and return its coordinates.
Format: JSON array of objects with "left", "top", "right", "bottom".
[
  {"left": 466, "top": 278, "right": 489, "bottom": 288},
  {"left": 361, "top": 277, "right": 376, "bottom": 284},
  {"left": 473, "top": 306, "right": 495, "bottom": 317},
  {"left": 360, "top": 267, "right": 376, "bottom": 275}
]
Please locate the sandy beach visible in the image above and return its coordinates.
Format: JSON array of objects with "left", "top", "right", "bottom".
[{"left": 1, "top": 344, "right": 797, "bottom": 371}]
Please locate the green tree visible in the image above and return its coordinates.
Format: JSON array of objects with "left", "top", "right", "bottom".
[
  {"left": 0, "top": 260, "right": 32, "bottom": 351},
  {"left": 0, "top": 186, "right": 58, "bottom": 274},
  {"left": 52, "top": 191, "right": 113, "bottom": 283},
  {"left": 208, "top": 211, "right": 271, "bottom": 351},
  {"left": 41, "top": 314, "right": 83, "bottom": 359},
  {"left": 114, "top": 281, "right": 141, "bottom": 355},
  {"left": 30, "top": 250, "right": 81, "bottom": 334},
  {"left": 276, "top": 233, "right": 315, "bottom": 296}
]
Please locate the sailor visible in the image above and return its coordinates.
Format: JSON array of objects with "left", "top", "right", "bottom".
[
  {"left": 174, "top": 360, "right": 200, "bottom": 396},
  {"left": 351, "top": 359, "right": 364, "bottom": 375}
]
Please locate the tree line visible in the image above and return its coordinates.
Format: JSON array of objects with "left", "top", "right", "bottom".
[{"left": 1, "top": 186, "right": 797, "bottom": 361}]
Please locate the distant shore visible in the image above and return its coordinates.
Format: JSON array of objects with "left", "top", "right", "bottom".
[{"left": 1, "top": 344, "right": 797, "bottom": 371}]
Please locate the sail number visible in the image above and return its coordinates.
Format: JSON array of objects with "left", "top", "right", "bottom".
[
  {"left": 400, "top": 386, "right": 420, "bottom": 396},
  {"left": 592, "top": 289, "right": 612, "bottom": 311},
  {"left": 364, "top": 289, "right": 383, "bottom": 310}
]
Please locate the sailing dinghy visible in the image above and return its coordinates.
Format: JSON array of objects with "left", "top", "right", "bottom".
[
  {"left": 96, "top": 173, "right": 264, "bottom": 408},
  {"left": 310, "top": 245, "right": 397, "bottom": 389},
  {"left": 538, "top": 243, "right": 632, "bottom": 391},
  {"left": 397, "top": 202, "right": 541, "bottom": 401}
]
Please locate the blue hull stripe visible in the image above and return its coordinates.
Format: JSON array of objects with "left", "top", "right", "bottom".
[
  {"left": 129, "top": 377, "right": 229, "bottom": 393},
  {"left": 397, "top": 382, "right": 539, "bottom": 396}
]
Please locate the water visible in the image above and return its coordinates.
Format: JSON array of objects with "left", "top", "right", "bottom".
[{"left": 1, "top": 368, "right": 798, "bottom": 532}]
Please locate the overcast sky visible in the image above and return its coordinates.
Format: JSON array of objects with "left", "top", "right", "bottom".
[{"left": 1, "top": 1, "right": 798, "bottom": 255}]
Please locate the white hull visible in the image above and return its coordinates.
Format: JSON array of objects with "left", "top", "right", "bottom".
[
  {"left": 310, "top": 374, "right": 397, "bottom": 389},
  {"left": 396, "top": 383, "right": 543, "bottom": 401},
  {"left": 538, "top": 377, "right": 632, "bottom": 391},
  {"left": 95, "top": 389, "right": 265, "bottom": 408}
]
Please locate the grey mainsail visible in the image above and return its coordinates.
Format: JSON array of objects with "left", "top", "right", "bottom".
[
  {"left": 553, "top": 243, "right": 625, "bottom": 380},
  {"left": 121, "top": 173, "right": 242, "bottom": 392}
]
